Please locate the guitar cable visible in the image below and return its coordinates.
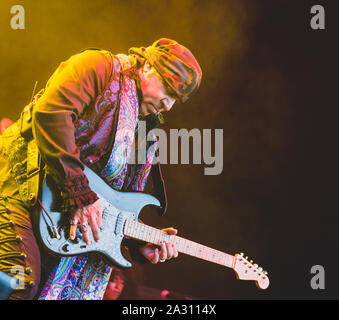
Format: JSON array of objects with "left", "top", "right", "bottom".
[{"left": 37, "top": 198, "right": 60, "bottom": 239}]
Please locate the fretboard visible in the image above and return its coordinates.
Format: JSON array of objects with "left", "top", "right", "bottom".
[{"left": 124, "top": 219, "right": 235, "bottom": 268}]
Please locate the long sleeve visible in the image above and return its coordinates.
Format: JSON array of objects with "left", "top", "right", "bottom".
[{"left": 32, "top": 49, "right": 114, "bottom": 213}]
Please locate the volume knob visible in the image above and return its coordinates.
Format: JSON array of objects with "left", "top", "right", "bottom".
[{"left": 62, "top": 244, "right": 70, "bottom": 252}]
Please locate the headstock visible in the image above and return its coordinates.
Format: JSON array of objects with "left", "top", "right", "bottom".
[{"left": 233, "top": 253, "right": 270, "bottom": 290}]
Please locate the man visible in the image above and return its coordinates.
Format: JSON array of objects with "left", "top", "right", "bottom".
[{"left": 0, "top": 38, "right": 202, "bottom": 300}]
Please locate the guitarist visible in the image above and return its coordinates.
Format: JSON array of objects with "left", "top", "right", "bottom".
[{"left": 0, "top": 39, "right": 202, "bottom": 300}]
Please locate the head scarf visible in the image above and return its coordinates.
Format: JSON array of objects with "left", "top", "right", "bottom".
[{"left": 128, "top": 38, "right": 202, "bottom": 103}]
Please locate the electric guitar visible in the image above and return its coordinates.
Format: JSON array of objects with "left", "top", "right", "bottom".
[{"left": 37, "top": 166, "right": 270, "bottom": 290}]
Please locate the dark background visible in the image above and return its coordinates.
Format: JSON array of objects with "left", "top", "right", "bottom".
[{"left": 0, "top": 0, "right": 338, "bottom": 299}]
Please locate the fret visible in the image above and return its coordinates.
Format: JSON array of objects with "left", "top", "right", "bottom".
[
  {"left": 209, "top": 248, "right": 214, "bottom": 262},
  {"left": 217, "top": 252, "right": 222, "bottom": 265},
  {"left": 157, "top": 229, "right": 164, "bottom": 246},
  {"left": 151, "top": 228, "right": 156, "bottom": 244},
  {"left": 133, "top": 221, "right": 138, "bottom": 238},
  {"left": 156, "top": 226, "right": 165, "bottom": 245},
  {"left": 182, "top": 239, "right": 188, "bottom": 254},
  {"left": 127, "top": 219, "right": 132, "bottom": 237},
  {"left": 179, "top": 237, "right": 184, "bottom": 252},
  {"left": 200, "top": 245, "right": 206, "bottom": 259},
  {"left": 195, "top": 244, "right": 201, "bottom": 258},
  {"left": 139, "top": 223, "right": 144, "bottom": 240},
  {"left": 210, "top": 249, "right": 216, "bottom": 263},
  {"left": 213, "top": 250, "right": 219, "bottom": 263},
  {"left": 216, "top": 252, "right": 222, "bottom": 264},
  {"left": 187, "top": 239, "right": 192, "bottom": 254},
  {"left": 177, "top": 237, "right": 183, "bottom": 252},
  {"left": 139, "top": 223, "right": 145, "bottom": 241},
  {"left": 149, "top": 227, "right": 154, "bottom": 243},
  {"left": 123, "top": 219, "right": 128, "bottom": 235},
  {"left": 134, "top": 221, "right": 139, "bottom": 239},
  {"left": 188, "top": 241, "right": 194, "bottom": 255},
  {"left": 150, "top": 226, "right": 156, "bottom": 243},
  {"left": 202, "top": 246, "right": 208, "bottom": 259},
  {"left": 141, "top": 224, "right": 146, "bottom": 241},
  {"left": 192, "top": 242, "right": 198, "bottom": 257},
  {"left": 185, "top": 239, "right": 190, "bottom": 255},
  {"left": 149, "top": 226, "right": 155, "bottom": 243},
  {"left": 127, "top": 220, "right": 132, "bottom": 237},
  {"left": 146, "top": 225, "right": 152, "bottom": 243},
  {"left": 181, "top": 239, "right": 186, "bottom": 254},
  {"left": 187, "top": 240, "right": 192, "bottom": 255},
  {"left": 197, "top": 245, "right": 203, "bottom": 258},
  {"left": 156, "top": 228, "right": 162, "bottom": 245},
  {"left": 146, "top": 225, "right": 153, "bottom": 241},
  {"left": 205, "top": 247, "right": 211, "bottom": 261},
  {"left": 193, "top": 242, "right": 198, "bottom": 256},
  {"left": 135, "top": 221, "right": 140, "bottom": 239},
  {"left": 211, "top": 249, "right": 216, "bottom": 262},
  {"left": 219, "top": 253, "right": 225, "bottom": 265},
  {"left": 155, "top": 228, "right": 161, "bottom": 244},
  {"left": 199, "top": 245, "right": 205, "bottom": 258},
  {"left": 157, "top": 231, "right": 163, "bottom": 245},
  {"left": 125, "top": 219, "right": 132, "bottom": 237},
  {"left": 132, "top": 221, "right": 138, "bottom": 239},
  {"left": 147, "top": 226, "right": 153, "bottom": 243},
  {"left": 123, "top": 219, "right": 128, "bottom": 236},
  {"left": 153, "top": 229, "right": 160, "bottom": 245}
]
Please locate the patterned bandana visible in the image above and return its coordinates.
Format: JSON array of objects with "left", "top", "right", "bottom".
[{"left": 129, "top": 38, "right": 202, "bottom": 103}]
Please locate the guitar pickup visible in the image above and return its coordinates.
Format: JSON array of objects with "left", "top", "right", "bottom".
[{"left": 114, "top": 213, "right": 123, "bottom": 236}]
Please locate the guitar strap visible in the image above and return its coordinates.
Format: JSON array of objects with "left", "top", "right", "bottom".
[
  {"left": 151, "top": 149, "right": 167, "bottom": 216},
  {"left": 9, "top": 87, "right": 44, "bottom": 208},
  {"left": 141, "top": 113, "right": 168, "bottom": 217}
]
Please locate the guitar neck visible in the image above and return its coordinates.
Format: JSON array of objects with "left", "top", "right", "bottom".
[{"left": 123, "top": 219, "right": 235, "bottom": 269}]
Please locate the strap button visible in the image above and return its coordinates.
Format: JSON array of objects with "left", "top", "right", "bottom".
[{"left": 28, "top": 193, "right": 36, "bottom": 204}]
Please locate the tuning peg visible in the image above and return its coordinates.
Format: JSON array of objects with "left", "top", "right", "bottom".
[
  {"left": 249, "top": 260, "right": 253, "bottom": 264},
  {"left": 245, "top": 256, "right": 248, "bottom": 260},
  {"left": 263, "top": 271, "right": 268, "bottom": 275},
  {"left": 239, "top": 252, "right": 244, "bottom": 256},
  {"left": 258, "top": 267, "right": 263, "bottom": 272},
  {"left": 253, "top": 264, "right": 258, "bottom": 268}
]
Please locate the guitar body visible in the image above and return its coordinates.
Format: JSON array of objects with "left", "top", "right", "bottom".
[
  {"left": 37, "top": 166, "right": 270, "bottom": 290},
  {"left": 38, "top": 166, "right": 161, "bottom": 268}
]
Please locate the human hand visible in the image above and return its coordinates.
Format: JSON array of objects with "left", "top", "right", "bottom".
[
  {"left": 69, "top": 199, "right": 102, "bottom": 245},
  {"left": 139, "top": 227, "right": 179, "bottom": 264}
]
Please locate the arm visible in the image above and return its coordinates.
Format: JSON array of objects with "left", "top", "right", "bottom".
[{"left": 32, "top": 49, "right": 113, "bottom": 212}]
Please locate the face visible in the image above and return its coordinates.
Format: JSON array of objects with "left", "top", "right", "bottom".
[{"left": 138, "top": 62, "right": 176, "bottom": 116}]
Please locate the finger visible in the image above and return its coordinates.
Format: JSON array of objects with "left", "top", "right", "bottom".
[
  {"left": 70, "top": 223, "right": 78, "bottom": 240},
  {"left": 159, "top": 241, "right": 167, "bottom": 260},
  {"left": 172, "top": 243, "right": 179, "bottom": 258},
  {"left": 151, "top": 248, "right": 160, "bottom": 264},
  {"left": 81, "top": 217, "right": 91, "bottom": 245},
  {"left": 89, "top": 214, "right": 100, "bottom": 242},
  {"left": 96, "top": 204, "right": 102, "bottom": 229},
  {"left": 162, "top": 227, "right": 178, "bottom": 235},
  {"left": 70, "top": 211, "right": 80, "bottom": 240},
  {"left": 166, "top": 241, "right": 174, "bottom": 259}
]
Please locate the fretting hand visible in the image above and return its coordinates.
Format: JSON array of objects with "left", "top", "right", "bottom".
[{"left": 139, "top": 227, "right": 179, "bottom": 264}]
